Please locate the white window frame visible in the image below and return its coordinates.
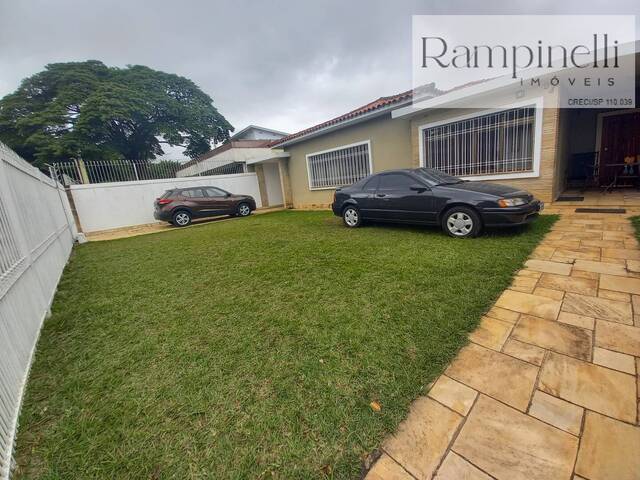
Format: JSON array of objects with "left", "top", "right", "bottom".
[
  {"left": 418, "top": 97, "right": 544, "bottom": 181},
  {"left": 305, "top": 140, "right": 373, "bottom": 190}
]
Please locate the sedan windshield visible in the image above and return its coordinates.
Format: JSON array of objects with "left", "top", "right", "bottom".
[{"left": 413, "top": 168, "right": 465, "bottom": 186}]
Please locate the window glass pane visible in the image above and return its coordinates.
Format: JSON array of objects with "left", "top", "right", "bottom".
[
  {"left": 307, "top": 143, "right": 370, "bottom": 189},
  {"left": 378, "top": 173, "right": 414, "bottom": 190},
  {"left": 423, "top": 106, "right": 535, "bottom": 177},
  {"left": 205, "top": 187, "right": 225, "bottom": 197},
  {"left": 185, "top": 188, "right": 204, "bottom": 198},
  {"left": 363, "top": 176, "right": 379, "bottom": 191}
]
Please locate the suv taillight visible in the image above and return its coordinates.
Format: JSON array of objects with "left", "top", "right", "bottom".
[{"left": 157, "top": 198, "right": 173, "bottom": 205}]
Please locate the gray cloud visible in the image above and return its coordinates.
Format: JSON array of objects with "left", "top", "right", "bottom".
[{"left": 1, "top": 0, "right": 639, "bottom": 159}]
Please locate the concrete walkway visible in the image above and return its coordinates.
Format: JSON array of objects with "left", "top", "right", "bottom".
[
  {"left": 85, "top": 207, "right": 286, "bottom": 241},
  {"left": 365, "top": 211, "right": 640, "bottom": 480}
]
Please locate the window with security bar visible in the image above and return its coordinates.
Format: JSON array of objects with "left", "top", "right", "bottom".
[
  {"left": 423, "top": 106, "right": 536, "bottom": 177},
  {"left": 307, "top": 142, "right": 371, "bottom": 189}
]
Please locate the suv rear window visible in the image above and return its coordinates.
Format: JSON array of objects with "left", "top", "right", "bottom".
[{"left": 160, "top": 190, "right": 174, "bottom": 199}]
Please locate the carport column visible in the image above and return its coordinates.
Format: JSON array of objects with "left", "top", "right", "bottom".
[
  {"left": 254, "top": 164, "right": 270, "bottom": 208},
  {"left": 277, "top": 158, "right": 293, "bottom": 209}
]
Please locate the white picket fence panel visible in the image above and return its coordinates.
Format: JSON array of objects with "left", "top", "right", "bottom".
[{"left": 0, "top": 143, "right": 77, "bottom": 479}]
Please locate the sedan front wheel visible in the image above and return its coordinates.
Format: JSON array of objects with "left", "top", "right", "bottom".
[
  {"left": 342, "top": 206, "right": 361, "bottom": 228},
  {"left": 442, "top": 207, "right": 481, "bottom": 238}
]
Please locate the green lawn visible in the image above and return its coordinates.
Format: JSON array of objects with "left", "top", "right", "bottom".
[
  {"left": 631, "top": 216, "right": 640, "bottom": 238},
  {"left": 16, "top": 211, "right": 555, "bottom": 479}
]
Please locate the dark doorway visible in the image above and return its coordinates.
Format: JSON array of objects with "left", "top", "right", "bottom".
[{"left": 599, "top": 111, "right": 640, "bottom": 186}]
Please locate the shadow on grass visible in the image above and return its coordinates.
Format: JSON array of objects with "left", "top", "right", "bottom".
[{"left": 333, "top": 217, "right": 546, "bottom": 239}]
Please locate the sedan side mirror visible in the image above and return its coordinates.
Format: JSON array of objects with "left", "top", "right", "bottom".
[{"left": 410, "top": 184, "right": 428, "bottom": 192}]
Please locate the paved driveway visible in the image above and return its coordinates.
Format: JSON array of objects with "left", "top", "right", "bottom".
[{"left": 366, "top": 211, "right": 640, "bottom": 480}]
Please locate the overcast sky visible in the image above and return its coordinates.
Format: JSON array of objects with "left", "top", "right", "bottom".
[{"left": 1, "top": 0, "right": 638, "bottom": 158}]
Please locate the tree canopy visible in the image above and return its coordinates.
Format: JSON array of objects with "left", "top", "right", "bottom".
[{"left": 0, "top": 61, "right": 233, "bottom": 166}]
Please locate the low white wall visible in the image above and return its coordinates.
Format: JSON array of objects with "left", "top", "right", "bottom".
[{"left": 70, "top": 173, "right": 262, "bottom": 233}]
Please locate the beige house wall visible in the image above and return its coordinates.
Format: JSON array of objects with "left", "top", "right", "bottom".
[
  {"left": 283, "top": 114, "right": 412, "bottom": 209},
  {"left": 408, "top": 92, "right": 562, "bottom": 204},
  {"left": 282, "top": 90, "right": 564, "bottom": 208}
]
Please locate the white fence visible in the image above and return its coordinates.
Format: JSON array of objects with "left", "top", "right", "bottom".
[
  {"left": 0, "top": 143, "right": 77, "bottom": 479},
  {"left": 69, "top": 172, "right": 263, "bottom": 233}
]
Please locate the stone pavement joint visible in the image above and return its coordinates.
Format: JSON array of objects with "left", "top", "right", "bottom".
[{"left": 365, "top": 211, "right": 640, "bottom": 480}]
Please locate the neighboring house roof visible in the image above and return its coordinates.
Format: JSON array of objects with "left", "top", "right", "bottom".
[
  {"left": 230, "top": 125, "right": 289, "bottom": 141},
  {"left": 180, "top": 140, "right": 273, "bottom": 170}
]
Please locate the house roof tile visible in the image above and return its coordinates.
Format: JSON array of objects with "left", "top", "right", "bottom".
[
  {"left": 270, "top": 79, "right": 493, "bottom": 147},
  {"left": 269, "top": 89, "right": 415, "bottom": 146}
]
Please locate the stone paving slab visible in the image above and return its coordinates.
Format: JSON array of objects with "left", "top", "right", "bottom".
[
  {"left": 502, "top": 338, "right": 546, "bottom": 365},
  {"left": 539, "top": 352, "right": 637, "bottom": 423},
  {"left": 495, "top": 290, "right": 561, "bottom": 320},
  {"left": 593, "top": 347, "right": 636, "bottom": 374},
  {"left": 468, "top": 316, "right": 513, "bottom": 351},
  {"left": 365, "top": 454, "right": 413, "bottom": 480},
  {"left": 433, "top": 452, "right": 492, "bottom": 480},
  {"left": 561, "top": 292, "right": 633, "bottom": 325},
  {"left": 446, "top": 343, "right": 538, "bottom": 411},
  {"left": 512, "top": 315, "right": 592, "bottom": 361},
  {"left": 427, "top": 375, "right": 478, "bottom": 416},
  {"left": 537, "top": 273, "right": 597, "bottom": 296},
  {"left": 600, "top": 274, "right": 640, "bottom": 295},
  {"left": 528, "top": 390, "right": 584, "bottom": 435},
  {"left": 452, "top": 395, "right": 578, "bottom": 480},
  {"left": 575, "top": 412, "right": 640, "bottom": 480},
  {"left": 383, "top": 397, "right": 462, "bottom": 480},
  {"left": 558, "top": 311, "right": 595, "bottom": 330},
  {"left": 366, "top": 211, "right": 640, "bottom": 480},
  {"left": 595, "top": 320, "right": 640, "bottom": 356}
]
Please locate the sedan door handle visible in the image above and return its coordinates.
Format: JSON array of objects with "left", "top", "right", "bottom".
[{"left": 376, "top": 193, "right": 386, "bottom": 197}]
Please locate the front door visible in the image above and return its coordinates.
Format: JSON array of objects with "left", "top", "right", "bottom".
[{"left": 599, "top": 111, "right": 640, "bottom": 185}]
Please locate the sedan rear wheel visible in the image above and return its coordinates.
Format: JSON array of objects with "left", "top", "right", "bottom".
[
  {"left": 443, "top": 207, "right": 481, "bottom": 238},
  {"left": 237, "top": 202, "right": 251, "bottom": 217},
  {"left": 342, "top": 206, "right": 361, "bottom": 228}
]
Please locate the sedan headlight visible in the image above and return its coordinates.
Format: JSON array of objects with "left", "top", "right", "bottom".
[{"left": 498, "top": 197, "right": 527, "bottom": 207}]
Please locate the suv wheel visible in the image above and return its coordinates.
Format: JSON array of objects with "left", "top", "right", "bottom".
[
  {"left": 442, "top": 206, "right": 481, "bottom": 238},
  {"left": 342, "top": 206, "right": 361, "bottom": 228},
  {"left": 237, "top": 202, "right": 251, "bottom": 217},
  {"left": 172, "top": 210, "right": 192, "bottom": 227}
]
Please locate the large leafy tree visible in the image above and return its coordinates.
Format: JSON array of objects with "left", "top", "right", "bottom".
[{"left": 0, "top": 60, "right": 233, "bottom": 166}]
